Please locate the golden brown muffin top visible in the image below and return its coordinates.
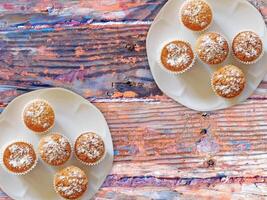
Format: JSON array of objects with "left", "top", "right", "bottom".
[
  {"left": 23, "top": 99, "right": 55, "bottom": 133},
  {"left": 212, "top": 65, "right": 245, "bottom": 98},
  {"left": 161, "top": 41, "right": 194, "bottom": 73},
  {"left": 196, "top": 32, "right": 229, "bottom": 65},
  {"left": 180, "top": 0, "right": 213, "bottom": 31},
  {"left": 54, "top": 166, "right": 88, "bottom": 200},
  {"left": 75, "top": 132, "right": 105, "bottom": 164},
  {"left": 232, "top": 31, "right": 263, "bottom": 63},
  {"left": 3, "top": 142, "right": 36, "bottom": 173},
  {"left": 39, "top": 133, "right": 71, "bottom": 166}
]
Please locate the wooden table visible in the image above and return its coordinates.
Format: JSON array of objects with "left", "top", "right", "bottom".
[{"left": 0, "top": 0, "right": 267, "bottom": 199}]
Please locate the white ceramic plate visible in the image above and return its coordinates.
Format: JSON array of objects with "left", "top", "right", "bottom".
[
  {"left": 0, "top": 88, "right": 114, "bottom": 200},
  {"left": 147, "top": 0, "right": 267, "bottom": 111}
]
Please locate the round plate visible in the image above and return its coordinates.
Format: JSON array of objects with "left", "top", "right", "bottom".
[
  {"left": 0, "top": 88, "right": 114, "bottom": 200},
  {"left": 146, "top": 0, "right": 267, "bottom": 111}
]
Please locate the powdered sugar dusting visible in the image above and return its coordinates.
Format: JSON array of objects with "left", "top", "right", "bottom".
[
  {"left": 198, "top": 33, "right": 228, "bottom": 64},
  {"left": 181, "top": 0, "right": 211, "bottom": 28},
  {"left": 23, "top": 100, "right": 55, "bottom": 131},
  {"left": 76, "top": 133, "right": 105, "bottom": 161},
  {"left": 166, "top": 43, "right": 192, "bottom": 67},
  {"left": 233, "top": 31, "right": 262, "bottom": 59},
  {"left": 7, "top": 144, "right": 34, "bottom": 169},
  {"left": 40, "top": 135, "right": 70, "bottom": 165},
  {"left": 213, "top": 66, "right": 245, "bottom": 97},
  {"left": 55, "top": 167, "right": 87, "bottom": 199}
]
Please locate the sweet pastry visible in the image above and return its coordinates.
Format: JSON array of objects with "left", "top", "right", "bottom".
[
  {"left": 180, "top": 0, "right": 213, "bottom": 32},
  {"left": 74, "top": 132, "right": 105, "bottom": 165},
  {"left": 23, "top": 99, "right": 55, "bottom": 134},
  {"left": 1, "top": 141, "right": 37, "bottom": 175},
  {"left": 38, "top": 133, "right": 71, "bottom": 166},
  {"left": 54, "top": 166, "right": 88, "bottom": 200},
  {"left": 211, "top": 65, "right": 246, "bottom": 98},
  {"left": 160, "top": 40, "right": 195, "bottom": 74},
  {"left": 196, "top": 32, "right": 229, "bottom": 65},
  {"left": 232, "top": 31, "right": 263, "bottom": 64}
]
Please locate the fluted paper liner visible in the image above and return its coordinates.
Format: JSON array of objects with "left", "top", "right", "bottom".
[{"left": 0, "top": 140, "right": 38, "bottom": 176}]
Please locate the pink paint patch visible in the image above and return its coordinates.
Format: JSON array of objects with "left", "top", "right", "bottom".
[
  {"left": 260, "top": 7, "right": 267, "bottom": 16},
  {"left": 3, "top": 3, "right": 14, "bottom": 10}
]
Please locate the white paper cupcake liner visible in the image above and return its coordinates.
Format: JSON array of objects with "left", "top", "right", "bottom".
[
  {"left": 210, "top": 65, "right": 246, "bottom": 98},
  {"left": 232, "top": 45, "right": 264, "bottom": 65},
  {"left": 74, "top": 133, "right": 106, "bottom": 166},
  {"left": 0, "top": 140, "right": 38, "bottom": 176},
  {"left": 157, "top": 40, "right": 196, "bottom": 75},
  {"left": 75, "top": 148, "right": 106, "bottom": 167},
  {"left": 22, "top": 99, "right": 55, "bottom": 135},
  {"left": 53, "top": 167, "right": 88, "bottom": 200},
  {"left": 179, "top": 0, "right": 213, "bottom": 33},
  {"left": 195, "top": 32, "right": 230, "bottom": 66},
  {"left": 38, "top": 133, "right": 73, "bottom": 167},
  {"left": 231, "top": 30, "right": 264, "bottom": 65}
]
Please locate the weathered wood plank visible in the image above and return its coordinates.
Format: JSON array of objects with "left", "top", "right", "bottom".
[
  {"left": 0, "top": 24, "right": 162, "bottom": 101},
  {"left": 96, "top": 182, "right": 267, "bottom": 200},
  {"left": 92, "top": 98, "right": 267, "bottom": 179},
  {"left": 0, "top": 0, "right": 167, "bottom": 28},
  {"left": 1, "top": 22, "right": 267, "bottom": 104}
]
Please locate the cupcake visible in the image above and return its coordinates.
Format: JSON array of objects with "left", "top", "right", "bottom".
[
  {"left": 38, "top": 133, "right": 71, "bottom": 166},
  {"left": 196, "top": 32, "right": 229, "bottom": 65},
  {"left": 23, "top": 99, "right": 55, "bottom": 134},
  {"left": 160, "top": 40, "right": 195, "bottom": 74},
  {"left": 180, "top": 0, "right": 213, "bottom": 32},
  {"left": 232, "top": 31, "right": 264, "bottom": 64},
  {"left": 1, "top": 141, "right": 37, "bottom": 175},
  {"left": 54, "top": 166, "right": 88, "bottom": 200},
  {"left": 211, "top": 65, "right": 246, "bottom": 98},
  {"left": 74, "top": 132, "right": 105, "bottom": 166}
]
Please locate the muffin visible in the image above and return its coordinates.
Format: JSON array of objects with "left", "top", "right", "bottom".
[
  {"left": 1, "top": 141, "right": 37, "bottom": 175},
  {"left": 74, "top": 132, "right": 105, "bottom": 166},
  {"left": 211, "top": 65, "right": 246, "bottom": 98},
  {"left": 232, "top": 31, "right": 263, "bottom": 64},
  {"left": 38, "top": 133, "right": 71, "bottom": 166},
  {"left": 54, "top": 166, "right": 88, "bottom": 200},
  {"left": 196, "top": 32, "right": 229, "bottom": 65},
  {"left": 160, "top": 40, "right": 195, "bottom": 74},
  {"left": 180, "top": 0, "right": 213, "bottom": 32},
  {"left": 23, "top": 99, "right": 55, "bottom": 134}
]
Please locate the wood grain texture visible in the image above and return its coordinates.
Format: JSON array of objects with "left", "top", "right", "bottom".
[
  {"left": 0, "top": 0, "right": 167, "bottom": 28},
  {"left": 0, "top": 0, "right": 267, "bottom": 199}
]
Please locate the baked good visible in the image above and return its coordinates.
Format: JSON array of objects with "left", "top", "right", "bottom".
[
  {"left": 23, "top": 99, "right": 55, "bottom": 134},
  {"left": 54, "top": 166, "right": 88, "bottom": 199},
  {"left": 211, "top": 65, "right": 246, "bottom": 98},
  {"left": 180, "top": 0, "right": 213, "bottom": 32},
  {"left": 1, "top": 141, "right": 37, "bottom": 175},
  {"left": 196, "top": 32, "right": 229, "bottom": 65},
  {"left": 232, "top": 31, "right": 263, "bottom": 64},
  {"left": 74, "top": 132, "right": 105, "bottom": 165},
  {"left": 160, "top": 40, "right": 195, "bottom": 74},
  {"left": 38, "top": 133, "right": 71, "bottom": 166}
]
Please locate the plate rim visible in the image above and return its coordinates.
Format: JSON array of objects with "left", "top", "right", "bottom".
[
  {"left": 146, "top": 0, "right": 267, "bottom": 111},
  {"left": 0, "top": 87, "right": 114, "bottom": 200}
]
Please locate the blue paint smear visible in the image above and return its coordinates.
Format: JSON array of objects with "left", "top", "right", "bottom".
[
  {"left": 230, "top": 140, "right": 251, "bottom": 151},
  {"left": 216, "top": 173, "right": 227, "bottom": 178},
  {"left": 6, "top": 27, "right": 55, "bottom": 39},
  {"left": 117, "top": 145, "right": 138, "bottom": 154},
  {"left": 114, "top": 149, "right": 119, "bottom": 156}
]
